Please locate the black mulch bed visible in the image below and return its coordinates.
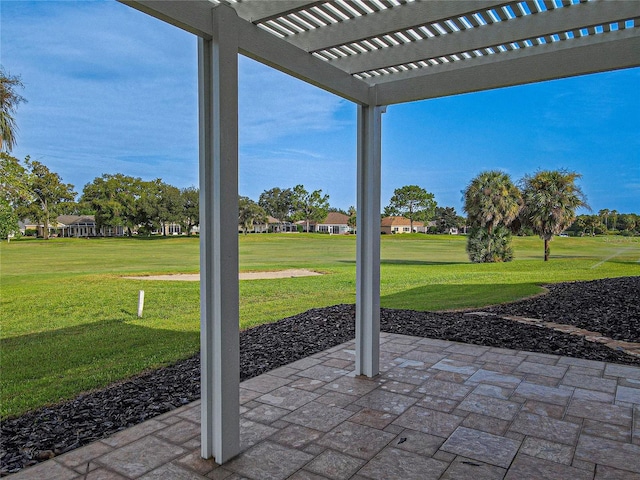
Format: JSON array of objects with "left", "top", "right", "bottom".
[
  {"left": 2, "top": 276, "right": 639, "bottom": 475},
  {"left": 483, "top": 276, "right": 640, "bottom": 343}
]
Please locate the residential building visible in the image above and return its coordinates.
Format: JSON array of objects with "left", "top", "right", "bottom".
[
  {"left": 380, "top": 216, "right": 426, "bottom": 234},
  {"left": 311, "top": 212, "right": 351, "bottom": 234}
]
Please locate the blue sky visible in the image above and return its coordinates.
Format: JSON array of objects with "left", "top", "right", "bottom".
[{"left": 2, "top": 0, "right": 639, "bottom": 214}]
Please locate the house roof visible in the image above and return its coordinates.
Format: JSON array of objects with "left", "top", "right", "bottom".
[
  {"left": 318, "top": 212, "right": 350, "bottom": 225},
  {"left": 123, "top": 0, "right": 640, "bottom": 106},
  {"left": 57, "top": 215, "right": 96, "bottom": 226},
  {"left": 381, "top": 216, "right": 423, "bottom": 227}
]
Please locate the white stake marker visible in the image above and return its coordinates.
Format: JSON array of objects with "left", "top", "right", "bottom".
[{"left": 138, "top": 290, "right": 145, "bottom": 318}]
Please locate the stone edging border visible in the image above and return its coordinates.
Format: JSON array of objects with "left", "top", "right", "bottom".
[{"left": 465, "top": 312, "right": 640, "bottom": 359}]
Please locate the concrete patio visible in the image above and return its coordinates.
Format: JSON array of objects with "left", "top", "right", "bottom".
[{"left": 9, "top": 332, "right": 640, "bottom": 480}]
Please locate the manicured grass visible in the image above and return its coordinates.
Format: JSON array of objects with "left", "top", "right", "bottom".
[{"left": 1, "top": 233, "right": 639, "bottom": 418}]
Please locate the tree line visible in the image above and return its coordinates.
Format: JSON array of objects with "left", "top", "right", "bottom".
[
  {"left": 462, "top": 169, "right": 589, "bottom": 262},
  {"left": 0, "top": 154, "right": 463, "bottom": 239},
  {"left": 569, "top": 210, "right": 639, "bottom": 237},
  {"left": 0, "top": 158, "right": 200, "bottom": 239},
  {"left": 2, "top": 67, "right": 636, "bottom": 252}
]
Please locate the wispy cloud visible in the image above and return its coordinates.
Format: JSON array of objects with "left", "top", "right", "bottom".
[
  {"left": 4, "top": 1, "right": 350, "bottom": 194},
  {"left": 239, "top": 57, "right": 350, "bottom": 145},
  {"left": 3, "top": 2, "right": 639, "bottom": 213}
]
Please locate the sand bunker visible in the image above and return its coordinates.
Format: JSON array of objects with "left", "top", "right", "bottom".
[{"left": 127, "top": 269, "right": 322, "bottom": 281}]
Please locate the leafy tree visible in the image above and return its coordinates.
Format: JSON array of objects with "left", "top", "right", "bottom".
[
  {"left": 81, "top": 173, "right": 141, "bottom": 235},
  {"left": 328, "top": 207, "right": 347, "bottom": 215},
  {"left": 466, "top": 226, "right": 513, "bottom": 263},
  {"left": 598, "top": 208, "right": 610, "bottom": 231},
  {"left": 238, "top": 196, "right": 267, "bottom": 235},
  {"left": 520, "top": 170, "right": 588, "bottom": 261},
  {"left": 434, "top": 206, "right": 464, "bottom": 234},
  {"left": 583, "top": 215, "right": 602, "bottom": 236},
  {"left": 463, "top": 171, "right": 521, "bottom": 262},
  {"left": 17, "top": 159, "right": 76, "bottom": 239},
  {"left": 0, "top": 198, "right": 19, "bottom": 240},
  {"left": 619, "top": 213, "right": 637, "bottom": 233},
  {"left": 347, "top": 205, "right": 356, "bottom": 230},
  {"left": 0, "top": 153, "right": 31, "bottom": 238},
  {"left": 0, "top": 68, "right": 27, "bottom": 153},
  {"left": 134, "top": 179, "right": 181, "bottom": 235},
  {"left": 572, "top": 215, "right": 587, "bottom": 236},
  {"left": 179, "top": 186, "right": 199, "bottom": 235},
  {"left": 1, "top": 152, "right": 31, "bottom": 201},
  {"left": 463, "top": 171, "right": 522, "bottom": 234},
  {"left": 610, "top": 210, "right": 619, "bottom": 231},
  {"left": 291, "top": 184, "right": 330, "bottom": 233},
  {"left": 258, "top": 187, "right": 294, "bottom": 231},
  {"left": 384, "top": 185, "right": 437, "bottom": 233},
  {"left": 156, "top": 181, "right": 182, "bottom": 235}
]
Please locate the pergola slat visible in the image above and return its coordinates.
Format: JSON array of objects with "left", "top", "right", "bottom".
[
  {"left": 324, "top": 0, "right": 640, "bottom": 75},
  {"left": 232, "top": 0, "right": 321, "bottom": 23},
  {"left": 375, "top": 31, "right": 640, "bottom": 105},
  {"left": 287, "top": 0, "right": 506, "bottom": 52}
]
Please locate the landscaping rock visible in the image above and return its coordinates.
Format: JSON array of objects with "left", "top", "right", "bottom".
[{"left": 1, "top": 276, "right": 639, "bottom": 475}]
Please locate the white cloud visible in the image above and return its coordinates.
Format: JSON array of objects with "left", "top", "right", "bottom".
[{"left": 239, "top": 57, "right": 350, "bottom": 145}]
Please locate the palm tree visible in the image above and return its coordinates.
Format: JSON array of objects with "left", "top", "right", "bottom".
[
  {"left": 463, "top": 170, "right": 522, "bottom": 234},
  {"left": 0, "top": 69, "right": 27, "bottom": 152},
  {"left": 466, "top": 225, "right": 513, "bottom": 263},
  {"left": 610, "top": 210, "right": 618, "bottom": 231},
  {"left": 520, "top": 170, "right": 588, "bottom": 261},
  {"left": 462, "top": 171, "right": 521, "bottom": 263},
  {"left": 598, "top": 208, "right": 610, "bottom": 230}
]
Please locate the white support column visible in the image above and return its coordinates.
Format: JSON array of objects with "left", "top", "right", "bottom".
[
  {"left": 198, "top": 5, "right": 240, "bottom": 464},
  {"left": 355, "top": 105, "right": 383, "bottom": 377}
]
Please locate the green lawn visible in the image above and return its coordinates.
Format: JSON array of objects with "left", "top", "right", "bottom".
[{"left": 1, "top": 233, "right": 639, "bottom": 418}]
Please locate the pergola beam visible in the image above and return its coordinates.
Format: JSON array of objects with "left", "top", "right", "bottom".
[
  {"left": 120, "top": 0, "right": 214, "bottom": 38},
  {"left": 327, "top": 0, "right": 640, "bottom": 74},
  {"left": 120, "top": 0, "right": 370, "bottom": 105},
  {"left": 375, "top": 30, "right": 640, "bottom": 105},
  {"left": 233, "top": 14, "right": 370, "bottom": 104},
  {"left": 231, "top": 0, "right": 321, "bottom": 23},
  {"left": 287, "top": 0, "right": 506, "bottom": 53}
]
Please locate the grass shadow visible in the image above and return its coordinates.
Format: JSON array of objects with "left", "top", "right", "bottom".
[
  {"left": 381, "top": 283, "right": 545, "bottom": 312},
  {"left": 338, "top": 259, "right": 467, "bottom": 266},
  {"left": 1, "top": 319, "right": 198, "bottom": 418}
]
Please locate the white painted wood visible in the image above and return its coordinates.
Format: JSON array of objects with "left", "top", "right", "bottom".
[
  {"left": 326, "top": 0, "right": 640, "bottom": 74},
  {"left": 375, "top": 31, "right": 640, "bottom": 105},
  {"left": 233, "top": 16, "right": 370, "bottom": 104},
  {"left": 122, "top": 0, "right": 640, "bottom": 107},
  {"left": 120, "top": 0, "right": 214, "bottom": 38},
  {"left": 231, "top": 0, "right": 318, "bottom": 23},
  {"left": 198, "top": 5, "right": 240, "bottom": 464},
  {"left": 355, "top": 104, "right": 383, "bottom": 377},
  {"left": 121, "top": 0, "right": 370, "bottom": 105},
  {"left": 289, "top": 0, "right": 506, "bottom": 52}
]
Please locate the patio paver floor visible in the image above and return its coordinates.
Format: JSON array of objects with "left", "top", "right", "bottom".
[{"left": 7, "top": 333, "right": 640, "bottom": 479}]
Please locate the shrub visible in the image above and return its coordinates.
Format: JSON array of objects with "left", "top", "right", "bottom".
[{"left": 466, "top": 226, "right": 514, "bottom": 263}]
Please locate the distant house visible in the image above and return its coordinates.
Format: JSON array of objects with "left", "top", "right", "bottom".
[
  {"left": 57, "top": 215, "right": 98, "bottom": 237},
  {"left": 267, "top": 216, "right": 298, "bottom": 233},
  {"left": 311, "top": 212, "right": 351, "bottom": 234},
  {"left": 18, "top": 219, "right": 39, "bottom": 235},
  {"left": 380, "top": 216, "right": 426, "bottom": 234},
  {"left": 238, "top": 219, "right": 269, "bottom": 234},
  {"left": 154, "top": 223, "right": 183, "bottom": 236},
  {"left": 60, "top": 215, "right": 126, "bottom": 237}
]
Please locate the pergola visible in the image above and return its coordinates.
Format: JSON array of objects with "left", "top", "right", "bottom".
[{"left": 120, "top": 0, "right": 639, "bottom": 465}]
